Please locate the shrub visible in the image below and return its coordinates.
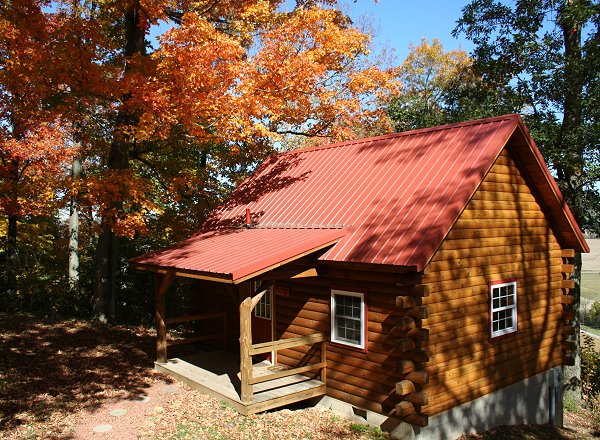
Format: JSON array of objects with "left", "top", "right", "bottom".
[
  {"left": 579, "top": 329, "right": 600, "bottom": 435},
  {"left": 588, "top": 302, "right": 600, "bottom": 328},
  {"left": 581, "top": 334, "right": 600, "bottom": 399},
  {"left": 588, "top": 393, "right": 600, "bottom": 435}
]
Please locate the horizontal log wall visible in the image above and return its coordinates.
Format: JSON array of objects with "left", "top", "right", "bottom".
[
  {"left": 275, "top": 259, "right": 425, "bottom": 418},
  {"left": 423, "top": 148, "right": 565, "bottom": 416}
]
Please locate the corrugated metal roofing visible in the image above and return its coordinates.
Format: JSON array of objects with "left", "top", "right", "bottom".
[
  {"left": 130, "top": 228, "right": 345, "bottom": 283},
  {"left": 133, "top": 114, "right": 588, "bottom": 277}
]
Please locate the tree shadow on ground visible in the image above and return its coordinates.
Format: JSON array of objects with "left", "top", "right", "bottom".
[{"left": 0, "top": 313, "right": 167, "bottom": 432}]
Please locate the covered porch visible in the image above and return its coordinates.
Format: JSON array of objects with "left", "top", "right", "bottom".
[
  {"left": 153, "top": 274, "right": 327, "bottom": 415},
  {"left": 155, "top": 345, "right": 326, "bottom": 415},
  {"left": 131, "top": 227, "right": 344, "bottom": 415}
]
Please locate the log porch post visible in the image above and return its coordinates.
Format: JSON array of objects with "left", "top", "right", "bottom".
[
  {"left": 239, "top": 281, "right": 272, "bottom": 404},
  {"left": 320, "top": 340, "right": 327, "bottom": 383},
  {"left": 239, "top": 296, "right": 253, "bottom": 403},
  {"left": 155, "top": 272, "right": 174, "bottom": 363}
]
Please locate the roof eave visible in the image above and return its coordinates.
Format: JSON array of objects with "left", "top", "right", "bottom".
[
  {"left": 129, "top": 262, "right": 234, "bottom": 284},
  {"left": 511, "top": 118, "right": 589, "bottom": 253},
  {"left": 128, "top": 235, "right": 343, "bottom": 284}
]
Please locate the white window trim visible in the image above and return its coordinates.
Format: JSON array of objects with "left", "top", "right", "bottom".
[
  {"left": 490, "top": 280, "right": 518, "bottom": 338},
  {"left": 331, "top": 289, "right": 366, "bottom": 350}
]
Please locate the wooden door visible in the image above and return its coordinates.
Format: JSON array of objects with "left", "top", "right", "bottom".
[{"left": 251, "top": 282, "right": 273, "bottom": 361}]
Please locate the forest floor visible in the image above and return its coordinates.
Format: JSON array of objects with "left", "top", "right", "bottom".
[{"left": 0, "top": 313, "right": 598, "bottom": 439}]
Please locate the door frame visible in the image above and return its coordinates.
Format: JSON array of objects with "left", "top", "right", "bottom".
[{"left": 251, "top": 280, "right": 276, "bottom": 363}]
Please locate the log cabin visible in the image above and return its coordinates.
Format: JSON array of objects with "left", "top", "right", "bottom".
[{"left": 130, "top": 114, "right": 589, "bottom": 439}]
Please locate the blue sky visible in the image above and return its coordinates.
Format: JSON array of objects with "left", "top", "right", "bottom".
[{"left": 339, "top": 0, "right": 474, "bottom": 61}]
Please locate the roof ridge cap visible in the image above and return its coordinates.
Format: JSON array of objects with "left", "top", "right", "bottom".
[
  {"left": 281, "top": 114, "right": 521, "bottom": 156},
  {"left": 254, "top": 222, "right": 348, "bottom": 229}
]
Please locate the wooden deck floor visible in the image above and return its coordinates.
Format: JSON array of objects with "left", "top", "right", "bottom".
[{"left": 155, "top": 351, "right": 326, "bottom": 415}]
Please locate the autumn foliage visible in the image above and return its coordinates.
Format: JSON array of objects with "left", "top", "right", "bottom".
[
  {"left": 0, "top": 0, "right": 400, "bottom": 319},
  {"left": 0, "top": 123, "right": 73, "bottom": 218},
  {"left": 387, "top": 38, "right": 474, "bottom": 132},
  {"left": 0, "top": 2, "right": 73, "bottom": 219},
  {"left": 85, "top": 1, "right": 398, "bottom": 238}
]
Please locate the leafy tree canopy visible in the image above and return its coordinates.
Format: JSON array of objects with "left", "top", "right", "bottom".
[
  {"left": 386, "top": 38, "right": 474, "bottom": 131},
  {"left": 453, "top": 0, "right": 599, "bottom": 231}
]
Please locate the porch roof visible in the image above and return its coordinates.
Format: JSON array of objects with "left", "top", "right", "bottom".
[{"left": 129, "top": 227, "right": 346, "bottom": 283}]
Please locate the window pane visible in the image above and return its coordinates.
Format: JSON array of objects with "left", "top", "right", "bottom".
[
  {"left": 336, "top": 319, "right": 346, "bottom": 339},
  {"left": 333, "top": 293, "right": 364, "bottom": 346},
  {"left": 255, "top": 289, "right": 271, "bottom": 319},
  {"left": 491, "top": 281, "right": 517, "bottom": 336},
  {"left": 336, "top": 317, "right": 361, "bottom": 344}
]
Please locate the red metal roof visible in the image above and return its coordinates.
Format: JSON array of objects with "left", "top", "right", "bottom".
[
  {"left": 133, "top": 114, "right": 587, "bottom": 277},
  {"left": 130, "top": 228, "right": 345, "bottom": 283}
]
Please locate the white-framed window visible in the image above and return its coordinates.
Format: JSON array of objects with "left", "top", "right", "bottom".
[
  {"left": 331, "top": 289, "right": 366, "bottom": 350},
  {"left": 254, "top": 286, "right": 271, "bottom": 320},
  {"left": 490, "top": 279, "right": 517, "bottom": 338}
]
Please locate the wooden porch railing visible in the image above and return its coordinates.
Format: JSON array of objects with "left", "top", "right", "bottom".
[
  {"left": 248, "top": 334, "right": 327, "bottom": 385},
  {"left": 239, "top": 293, "right": 327, "bottom": 404},
  {"left": 158, "top": 311, "right": 227, "bottom": 360},
  {"left": 166, "top": 311, "right": 227, "bottom": 347}
]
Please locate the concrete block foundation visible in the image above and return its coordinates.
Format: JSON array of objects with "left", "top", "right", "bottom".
[{"left": 311, "top": 366, "right": 564, "bottom": 439}]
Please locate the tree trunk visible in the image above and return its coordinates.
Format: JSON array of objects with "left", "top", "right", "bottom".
[
  {"left": 93, "top": 2, "right": 146, "bottom": 322},
  {"left": 559, "top": 0, "right": 585, "bottom": 402},
  {"left": 564, "top": 252, "right": 583, "bottom": 400},
  {"left": 556, "top": 0, "right": 584, "bottom": 189},
  {"left": 93, "top": 136, "right": 130, "bottom": 322},
  {"left": 68, "top": 157, "right": 81, "bottom": 293},
  {"left": 94, "top": 222, "right": 120, "bottom": 322},
  {"left": 4, "top": 214, "right": 18, "bottom": 309},
  {"left": 93, "top": 227, "right": 109, "bottom": 322}
]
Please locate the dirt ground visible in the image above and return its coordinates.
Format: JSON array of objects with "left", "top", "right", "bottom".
[
  {"left": 0, "top": 314, "right": 598, "bottom": 440},
  {"left": 0, "top": 314, "right": 383, "bottom": 439}
]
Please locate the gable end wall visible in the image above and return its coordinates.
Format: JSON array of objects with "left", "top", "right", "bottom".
[{"left": 422, "top": 147, "right": 565, "bottom": 417}]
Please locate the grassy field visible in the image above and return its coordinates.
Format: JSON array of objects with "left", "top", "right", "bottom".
[
  {"left": 582, "top": 325, "right": 600, "bottom": 339},
  {"left": 582, "top": 272, "right": 600, "bottom": 303}
]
